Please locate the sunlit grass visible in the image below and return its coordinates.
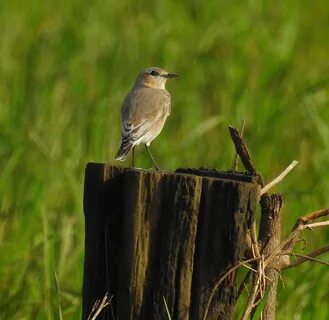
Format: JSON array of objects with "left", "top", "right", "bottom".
[{"left": 0, "top": 0, "right": 328, "bottom": 318}]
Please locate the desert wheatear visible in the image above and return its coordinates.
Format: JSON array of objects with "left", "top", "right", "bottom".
[{"left": 115, "top": 67, "right": 178, "bottom": 169}]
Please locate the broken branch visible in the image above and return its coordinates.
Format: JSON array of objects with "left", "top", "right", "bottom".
[
  {"left": 232, "top": 119, "right": 246, "bottom": 171},
  {"left": 296, "top": 208, "right": 329, "bottom": 227},
  {"left": 228, "top": 126, "right": 260, "bottom": 178}
]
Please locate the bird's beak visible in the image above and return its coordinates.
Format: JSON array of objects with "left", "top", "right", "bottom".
[{"left": 164, "top": 73, "right": 179, "bottom": 78}]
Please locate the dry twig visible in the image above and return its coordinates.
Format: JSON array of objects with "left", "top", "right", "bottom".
[
  {"left": 283, "top": 252, "right": 329, "bottom": 268},
  {"left": 282, "top": 208, "right": 329, "bottom": 252},
  {"left": 227, "top": 126, "right": 329, "bottom": 320},
  {"left": 261, "top": 160, "right": 299, "bottom": 195},
  {"left": 202, "top": 257, "right": 261, "bottom": 320},
  {"left": 87, "top": 293, "right": 113, "bottom": 320},
  {"left": 297, "top": 208, "right": 329, "bottom": 225},
  {"left": 283, "top": 245, "right": 329, "bottom": 269}
]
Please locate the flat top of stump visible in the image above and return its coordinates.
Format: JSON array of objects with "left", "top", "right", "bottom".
[
  {"left": 175, "top": 167, "right": 257, "bottom": 183},
  {"left": 86, "top": 163, "right": 259, "bottom": 185}
]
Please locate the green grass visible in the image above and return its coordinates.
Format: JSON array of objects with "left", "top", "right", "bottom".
[{"left": 0, "top": 0, "right": 329, "bottom": 318}]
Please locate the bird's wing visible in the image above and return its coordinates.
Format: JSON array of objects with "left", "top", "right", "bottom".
[{"left": 121, "top": 88, "right": 171, "bottom": 144}]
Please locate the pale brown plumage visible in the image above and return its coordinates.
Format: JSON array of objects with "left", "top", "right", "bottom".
[{"left": 115, "top": 67, "right": 177, "bottom": 168}]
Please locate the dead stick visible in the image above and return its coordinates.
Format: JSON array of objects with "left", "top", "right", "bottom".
[
  {"left": 240, "top": 266, "right": 263, "bottom": 320},
  {"left": 283, "top": 245, "right": 329, "bottom": 269},
  {"left": 228, "top": 126, "right": 259, "bottom": 176},
  {"left": 282, "top": 252, "right": 329, "bottom": 268},
  {"left": 88, "top": 293, "right": 113, "bottom": 320},
  {"left": 202, "top": 257, "right": 261, "bottom": 320},
  {"left": 297, "top": 208, "right": 329, "bottom": 226},
  {"left": 232, "top": 118, "right": 246, "bottom": 171},
  {"left": 301, "top": 221, "right": 329, "bottom": 230},
  {"left": 261, "top": 161, "right": 299, "bottom": 195},
  {"left": 280, "top": 208, "right": 329, "bottom": 252}
]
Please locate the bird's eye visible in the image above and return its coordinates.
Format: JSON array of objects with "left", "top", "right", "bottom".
[{"left": 150, "top": 70, "right": 159, "bottom": 76}]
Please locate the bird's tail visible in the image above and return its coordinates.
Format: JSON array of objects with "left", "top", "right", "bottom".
[{"left": 115, "top": 140, "right": 134, "bottom": 161}]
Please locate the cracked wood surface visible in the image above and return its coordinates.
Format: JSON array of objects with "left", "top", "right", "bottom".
[{"left": 82, "top": 164, "right": 259, "bottom": 320}]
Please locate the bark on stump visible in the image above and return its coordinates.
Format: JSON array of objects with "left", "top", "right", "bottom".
[{"left": 82, "top": 164, "right": 260, "bottom": 320}]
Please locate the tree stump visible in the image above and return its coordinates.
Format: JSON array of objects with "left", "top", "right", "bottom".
[{"left": 82, "top": 164, "right": 260, "bottom": 320}]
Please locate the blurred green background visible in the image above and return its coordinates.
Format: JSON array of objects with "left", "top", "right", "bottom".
[{"left": 0, "top": 0, "right": 328, "bottom": 319}]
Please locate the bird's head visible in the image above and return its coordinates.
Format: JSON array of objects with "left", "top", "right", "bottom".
[{"left": 135, "top": 67, "right": 178, "bottom": 89}]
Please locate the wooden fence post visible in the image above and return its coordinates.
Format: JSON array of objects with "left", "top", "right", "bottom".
[{"left": 82, "top": 163, "right": 260, "bottom": 320}]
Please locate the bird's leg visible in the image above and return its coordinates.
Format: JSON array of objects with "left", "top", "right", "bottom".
[
  {"left": 145, "top": 145, "right": 160, "bottom": 170},
  {"left": 132, "top": 146, "right": 135, "bottom": 167}
]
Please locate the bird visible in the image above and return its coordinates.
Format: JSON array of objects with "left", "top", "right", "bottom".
[{"left": 115, "top": 67, "right": 178, "bottom": 170}]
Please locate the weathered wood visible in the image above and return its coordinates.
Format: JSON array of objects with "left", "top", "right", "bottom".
[
  {"left": 258, "top": 194, "right": 283, "bottom": 320},
  {"left": 82, "top": 164, "right": 260, "bottom": 320}
]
